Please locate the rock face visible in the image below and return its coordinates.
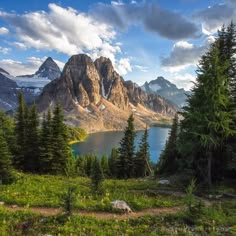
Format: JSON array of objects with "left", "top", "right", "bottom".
[
  {"left": 141, "top": 76, "right": 191, "bottom": 107},
  {"left": 37, "top": 54, "right": 177, "bottom": 132}
]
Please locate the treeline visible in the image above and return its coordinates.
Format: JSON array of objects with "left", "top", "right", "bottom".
[
  {"left": 157, "top": 23, "right": 236, "bottom": 188},
  {"left": 0, "top": 92, "right": 73, "bottom": 183},
  {"left": 75, "top": 115, "right": 153, "bottom": 179}
]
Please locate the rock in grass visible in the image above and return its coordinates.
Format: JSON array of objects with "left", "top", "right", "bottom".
[
  {"left": 158, "top": 179, "right": 170, "bottom": 185},
  {"left": 111, "top": 200, "right": 132, "bottom": 213}
]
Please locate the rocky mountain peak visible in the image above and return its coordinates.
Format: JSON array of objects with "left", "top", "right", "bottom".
[{"left": 35, "top": 57, "right": 61, "bottom": 80}]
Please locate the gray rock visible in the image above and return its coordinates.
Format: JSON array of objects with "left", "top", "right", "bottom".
[
  {"left": 158, "top": 179, "right": 170, "bottom": 185},
  {"left": 111, "top": 200, "right": 132, "bottom": 213}
]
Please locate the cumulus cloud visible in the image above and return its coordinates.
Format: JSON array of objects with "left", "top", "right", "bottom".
[
  {"left": 160, "top": 37, "right": 214, "bottom": 72},
  {"left": 0, "top": 27, "right": 9, "bottom": 35},
  {"left": 115, "top": 58, "right": 132, "bottom": 75},
  {"left": 0, "top": 4, "right": 118, "bottom": 57},
  {"left": 194, "top": 1, "right": 236, "bottom": 34},
  {"left": 168, "top": 72, "right": 195, "bottom": 90},
  {"left": 91, "top": 2, "right": 199, "bottom": 40},
  {"left": 0, "top": 56, "right": 64, "bottom": 76}
]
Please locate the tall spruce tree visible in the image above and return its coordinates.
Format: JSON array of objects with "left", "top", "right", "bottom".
[
  {"left": 91, "top": 156, "right": 104, "bottom": 193},
  {"left": 0, "top": 129, "right": 14, "bottom": 184},
  {"left": 39, "top": 110, "right": 53, "bottom": 173},
  {"left": 109, "top": 148, "right": 119, "bottom": 178},
  {"left": 14, "top": 91, "right": 26, "bottom": 170},
  {"left": 157, "top": 114, "right": 179, "bottom": 175},
  {"left": 101, "top": 155, "right": 110, "bottom": 177},
  {"left": 135, "top": 127, "right": 152, "bottom": 177},
  {"left": 117, "top": 114, "right": 136, "bottom": 178},
  {"left": 24, "top": 104, "right": 40, "bottom": 172},
  {"left": 51, "top": 104, "right": 72, "bottom": 175},
  {"left": 179, "top": 41, "right": 233, "bottom": 188}
]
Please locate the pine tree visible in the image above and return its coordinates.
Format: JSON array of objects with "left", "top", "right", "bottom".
[
  {"left": 51, "top": 104, "right": 72, "bottom": 175},
  {"left": 117, "top": 114, "right": 136, "bottom": 178},
  {"left": 157, "top": 114, "right": 179, "bottom": 175},
  {"left": 135, "top": 127, "right": 152, "bottom": 177},
  {"left": 76, "top": 155, "right": 86, "bottom": 176},
  {"left": 109, "top": 148, "right": 119, "bottom": 178},
  {"left": 101, "top": 155, "right": 110, "bottom": 177},
  {"left": 24, "top": 104, "right": 40, "bottom": 172},
  {"left": 179, "top": 41, "right": 233, "bottom": 188},
  {"left": 91, "top": 156, "right": 104, "bottom": 193},
  {"left": 14, "top": 91, "right": 26, "bottom": 170},
  {"left": 39, "top": 110, "right": 53, "bottom": 173},
  {"left": 0, "top": 129, "right": 14, "bottom": 184}
]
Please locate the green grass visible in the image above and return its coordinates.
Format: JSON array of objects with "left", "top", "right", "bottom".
[
  {"left": 0, "top": 173, "right": 235, "bottom": 235},
  {"left": 1, "top": 201, "right": 235, "bottom": 235},
  {"left": 0, "top": 174, "right": 183, "bottom": 211}
]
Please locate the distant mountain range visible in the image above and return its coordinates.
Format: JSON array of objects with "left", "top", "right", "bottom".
[
  {"left": 0, "top": 55, "right": 189, "bottom": 131},
  {"left": 0, "top": 57, "right": 61, "bottom": 111},
  {"left": 141, "top": 76, "right": 190, "bottom": 107}
]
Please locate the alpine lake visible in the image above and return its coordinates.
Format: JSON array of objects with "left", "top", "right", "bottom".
[{"left": 72, "top": 126, "right": 170, "bottom": 163}]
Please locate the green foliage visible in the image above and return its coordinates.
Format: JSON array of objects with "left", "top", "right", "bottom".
[
  {"left": 101, "top": 155, "right": 110, "bottom": 177},
  {"left": 135, "top": 127, "right": 152, "bottom": 177},
  {"left": 91, "top": 157, "right": 104, "bottom": 194},
  {"left": 157, "top": 114, "right": 179, "bottom": 175},
  {"left": 117, "top": 114, "right": 136, "bottom": 179},
  {"left": 0, "top": 130, "right": 15, "bottom": 184},
  {"left": 62, "top": 186, "right": 77, "bottom": 216},
  {"left": 109, "top": 148, "right": 119, "bottom": 177},
  {"left": 51, "top": 104, "right": 72, "bottom": 175},
  {"left": 67, "top": 126, "right": 87, "bottom": 143}
]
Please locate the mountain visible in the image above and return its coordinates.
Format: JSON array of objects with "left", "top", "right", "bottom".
[
  {"left": 141, "top": 76, "right": 190, "bottom": 107},
  {"left": 18, "top": 57, "right": 61, "bottom": 81},
  {"left": 0, "top": 69, "right": 36, "bottom": 111},
  {"left": 37, "top": 54, "right": 177, "bottom": 132},
  {"left": 0, "top": 58, "right": 61, "bottom": 111}
]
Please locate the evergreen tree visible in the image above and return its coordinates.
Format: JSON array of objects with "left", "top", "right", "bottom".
[
  {"left": 0, "top": 129, "right": 14, "bottom": 184},
  {"left": 109, "top": 148, "right": 119, "bottom": 178},
  {"left": 39, "top": 110, "right": 53, "bottom": 173},
  {"left": 179, "top": 41, "right": 233, "bottom": 188},
  {"left": 101, "top": 155, "right": 110, "bottom": 178},
  {"left": 135, "top": 127, "right": 152, "bottom": 177},
  {"left": 14, "top": 91, "right": 27, "bottom": 170},
  {"left": 24, "top": 104, "right": 40, "bottom": 172},
  {"left": 91, "top": 156, "right": 104, "bottom": 193},
  {"left": 117, "top": 114, "right": 136, "bottom": 178},
  {"left": 76, "top": 156, "right": 86, "bottom": 176},
  {"left": 157, "top": 114, "right": 179, "bottom": 175},
  {"left": 51, "top": 104, "right": 72, "bottom": 175},
  {"left": 84, "top": 154, "right": 96, "bottom": 177}
]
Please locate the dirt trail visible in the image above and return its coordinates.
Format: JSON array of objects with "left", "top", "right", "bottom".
[{"left": 4, "top": 205, "right": 184, "bottom": 220}]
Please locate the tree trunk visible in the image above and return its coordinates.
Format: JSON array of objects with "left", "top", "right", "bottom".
[{"left": 208, "top": 151, "right": 212, "bottom": 190}]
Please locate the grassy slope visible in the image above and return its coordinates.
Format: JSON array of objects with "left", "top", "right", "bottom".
[{"left": 0, "top": 174, "right": 235, "bottom": 235}]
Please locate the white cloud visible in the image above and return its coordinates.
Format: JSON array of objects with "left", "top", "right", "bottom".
[
  {"left": 167, "top": 72, "right": 196, "bottom": 90},
  {"left": 0, "top": 27, "right": 9, "bottom": 35},
  {"left": 194, "top": 1, "right": 236, "bottom": 35},
  {"left": 134, "top": 65, "right": 148, "bottom": 72},
  {"left": 0, "top": 46, "right": 10, "bottom": 54},
  {"left": 115, "top": 58, "right": 132, "bottom": 75},
  {"left": 0, "top": 4, "right": 118, "bottom": 57},
  {"left": 0, "top": 57, "right": 64, "bottom": 76},
  {"left": 161, "top": 37, "right": 214, "bottom": 72},
  {"left": 12, "top": 42, "right": 28, "bottom": 50}
]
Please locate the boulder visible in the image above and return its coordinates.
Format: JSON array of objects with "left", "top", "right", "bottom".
[
  {"left": 158, "top": 179, "right": 170, "bottom": 185},
  {"left": 111, "top": 200, "right": 132, "bottom": 213}
]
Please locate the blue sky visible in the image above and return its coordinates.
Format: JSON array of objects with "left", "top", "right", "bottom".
[{"left": 0, "top": 0, "right": 235, "bottom": 90}]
